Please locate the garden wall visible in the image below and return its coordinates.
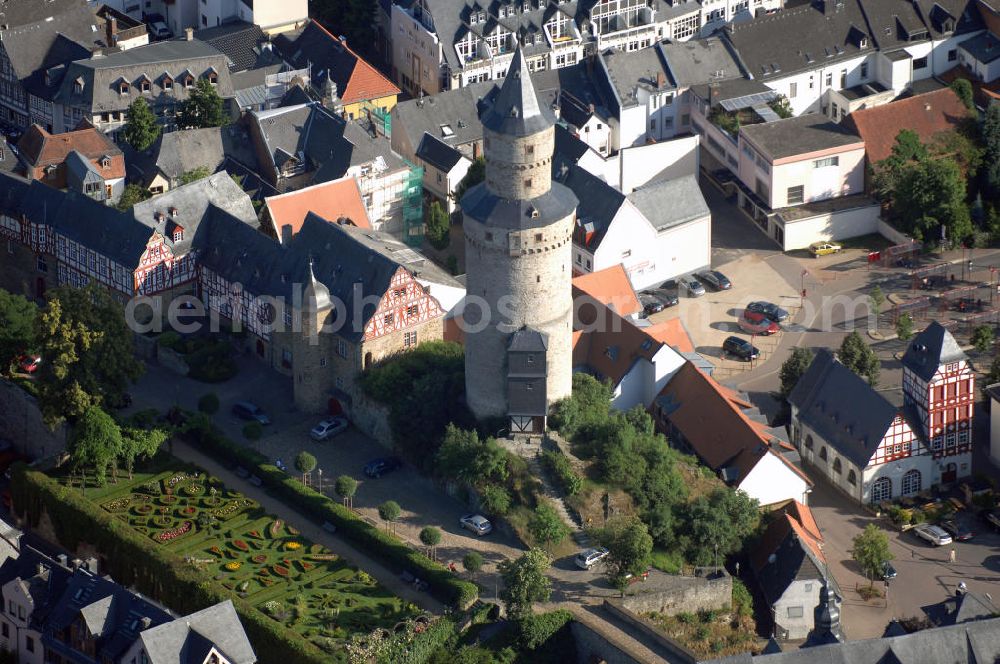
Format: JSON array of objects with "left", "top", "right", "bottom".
[
  {"left": 603, "top": 601, "right": 697, "bottom": 664},
  {"left": 0, "top": 379, "right": 67, "bottom": 460},
  {"left": 878, "top": 218, "right": 914, "bottom": 246},
  {"left": 619, "top": 568, "right": 731, "bottom": 616},
  {"left": 348, "top": 393, "right": 394, "bottom": 450}
]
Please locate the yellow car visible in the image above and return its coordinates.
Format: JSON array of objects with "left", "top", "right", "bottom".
[{"left": 809, "top": 241, "right": 842, "bottom": 257}]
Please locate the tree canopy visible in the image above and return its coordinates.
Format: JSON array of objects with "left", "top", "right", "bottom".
[
  {"left": 678, "top": 489, "right": 760, "bottom": 566},
  {"left": 0, "top": 290, "right": 37, "bottom": 372},
  {"left": 528, "top": 502, "right": 571, "bottom": 551},
  {"left": 498, "top": 549, "right": 551, "bottom": 619},
  {"left": 549, "top": 373, "right": 613, "bottom": 440},
  {"left": 34, "top": 284, "right": 144, "bottom": 425},
  {"left": 177, "top": 79, "right": 227, "bottom": 129},
  {"left": 838, "top": 331, "right": 880, "bottom": 386},
  {"left": 595, "top": 517, "right": 653, "bottom": 591},
  {"left": 435, "top": 425, "right": 509, "bottom": 486},
  {"left": 116, "top": 184, "right": 152, "bottom": 211},
  {"left": 852, "top": 523, "right": 893, "bottom": 587},
  {"left": 779, "top": 347, "right": 814, "bottom": 398},
  {"left": 122, "top": 97, "right": 160, "bottom": 151},
  {"left": 896, "top": 313, "right": 915, "bottom": 341},
  {"left": 119, "top": 427, "right": 167, "bottom": 479},
  {"left": 295, "top": 451, "right": 317, "bottom": 478},
  {"left": 425, "top": 200, "right": 450, "bottom": 250},
  {"left": 69, "top": 406, "right": 122, "bottom": 486},
  {"left": 950, "top": 78, "right": 974, "bottom": 110}
]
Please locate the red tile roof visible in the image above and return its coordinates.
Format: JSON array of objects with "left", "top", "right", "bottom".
[
  {"left": 842, "top": 88, "right": 972, "bottom": 164},
  {"left": 572, "top": 265, "right": 641, "bottom": 317},
  {"left": 645, "top": 318, "right": 695, "bottom": 354},
  {"left": 264, "top": 176, "right": 371, "bottom": 240},
  {"left": 655, "top": 362, "right": 812, "bottom": 492},
  {"left": 752, "top": 501, "right": 826, "bottom": 572},
  {"left": 573, "top": 301, "right": 664, "bottom": 387},
  {"left": 311, "top": 22, "right": 400, "bottom": 105},
  {"left": 17, "top": 123, "right": 124, "bottom": 179}
]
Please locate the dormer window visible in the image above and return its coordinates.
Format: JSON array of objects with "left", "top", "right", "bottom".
[
  {"left": 73, "top": 77, "right": 84, "bottom": 94},
  {"left": 163, "top": 75, "right": 173, "bottom": 90},
  {"left": 140, "top": 79, "right": 151, "bottom": 93},
  {"left": 183, "top": 74, "right": 194, "bottom": 89},
  {"left": 206, "top": 69, "right": 218, "bottom": 85},
  {"left": 100, "top": 156, "right": 111, "bottom": 168},
  {"left": 118, "top": 81, "right": 129, "bottom": 95},
  {"left": 172, "top": 228, "right": 183, "bottom": 242}
]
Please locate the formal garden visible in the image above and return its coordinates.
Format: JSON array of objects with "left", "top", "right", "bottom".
[{"left": 74, "top": 464, "right": 422, "bottom": 653}]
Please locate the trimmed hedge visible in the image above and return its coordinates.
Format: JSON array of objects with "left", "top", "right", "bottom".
[
  {"left": 179, "top": 414, "right": 478, "bottom": 609},
  {"left": 541, "top": 450, "right": 582, "bottom": 497},
  {"left": 10, "top": 463, "right": 329, "bottom": 664}
]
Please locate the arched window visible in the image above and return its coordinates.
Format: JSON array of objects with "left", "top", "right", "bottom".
[
  {"left": 847, "top": 470, "right": 857, "bottom": 485},
  {"left": 364, "top": 351, "right": 373, "bottom": 370},
  {"left": 819, "top": 446, "right": 828, "bottom": 461},
  {"left": 871, "top": 476, "right": 892, "bottom": 503},
  {"left": 805, "top": 435, "right": 814, "bottom": 450},
  {"left": 832, "top": 458, "right": 842, "bottom": 474},
  {"left": 902, "top": 469, "right": 921, "bottom": 496}
]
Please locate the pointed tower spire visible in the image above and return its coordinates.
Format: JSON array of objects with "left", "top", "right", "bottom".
[
  {"left": 303, "top": 256, "right": 331, "bottom": 310},
  {"left": 481, "top": 43, "right": 555, "bottom": 137}
]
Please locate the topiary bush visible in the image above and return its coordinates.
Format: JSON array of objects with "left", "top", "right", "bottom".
[
  {"left": 198, "top": 393, "right": 220, "bottom": 414},
  {"left": 243, "top": 422, "right": 262, "bottom": 441}
]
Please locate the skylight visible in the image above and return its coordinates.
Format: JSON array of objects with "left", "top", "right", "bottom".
[{"left": 440, "top": 124, "right": 455, "bottom": 138}]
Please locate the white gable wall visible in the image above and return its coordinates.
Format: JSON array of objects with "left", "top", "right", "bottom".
[{"left": 738, "top": 452, "right": 810, "bottom": 507}]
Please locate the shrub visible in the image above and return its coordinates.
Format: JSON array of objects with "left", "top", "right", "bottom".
[
  {"left": 541, "top": 450, "right": 582, "bottom": 496},
  {"left": 677, "top": 612, "right": 695, "bottom": 624},
  {"left": 157, "top": 331, "right": 182, "bottom": 350},
  {"left": 462, "top": 552, "right": 484, "bottom": 574},
  {"left": 478, "top": 484, "right": 512, "bottom": 516},
  {"left": 187, "top": 340, "right": 238, "bottom": 383},
  {"left": 198, "top": 393, "right": 220, "bottom": 414},
  {"left": 694, "top": 625, "right": 710, "bottom": 640},
  {"left": 243, "top": 422, "right": 262, "bottom": 441},
  {"left": 518, "top": 610, "right": 574, "bottom": 650}
]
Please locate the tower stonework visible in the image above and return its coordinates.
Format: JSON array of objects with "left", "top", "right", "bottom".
[
  {"left": 461, "top": 45, "right": 578, "bottom": 425},
  {"left": 292, "top": 261, "right": 332, "bottom": 413}
]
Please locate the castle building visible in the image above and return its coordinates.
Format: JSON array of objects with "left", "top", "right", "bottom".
[{"left": 461, "top": 44, "right": 578, "bottom": 432}]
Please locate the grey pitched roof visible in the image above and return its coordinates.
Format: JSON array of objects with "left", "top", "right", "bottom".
[
  {"left": 54, "top": 39, "right": 234, "bottom": 113},
  {"left": 600, "top": 43, "right": 674, "bottom": 111},
  {"left": 915, "top": 0, "right": 984, "bottom": 37},
  {"left": 0, "top": 4, "right": 101, "bottom": 84},
  {"left": 740, "top": 114, "right": 863, "bottom": 160},
  {"left": 705, "top": 615, "right": 1000, "bottom": 663},
  {"left": 416, "top": 131, "right": 465, "bottom": 172},
  {"left": 132, "top": 171, "right": 259, "bottom": 255},
  {"left": 460, "top": 176, "right": 577, "bottom": 231},
  {"left": 509, "top": 327, "right": 548, "bottom": 352},
  {"left": 553, "top": 163, "right": 624, "bottom": 250},
  {"left": 754, "top": 526, "right": 825, "bottom": 606},
  {"left": 481, "top": 45, "right": 555, "bottom": 137},
  {"left": 958, "top": 31, "right": 1000, "bottom": 64},
  {"left": 0, "top": 545, "right": 74, "bottom": 631},
  {"left": 660, "top": 37, "right": 744, "bottom": 89},
  {"left": 194, "top": 21, "right": 269, "bottom": 72},
  {"left": 725, "top": 0, "right": 874, "bottom": 81},
  {"left": 128, "top": 126, "right": 259, "bottom": 184},
  {"left": 627, "top": 175, "right": 710, "bottom": 233},
  {"left": 393, "top": 80, "right": 491, "bottom": 148},
  {"left": 252, "top": 101, "right": 348, "bottom": 177},
  {"left": 335, "top": 224, "right": 462, "bottom": 289},
  {"left": 788, "top": 350, "right": 896, "bottom": 468},
  {"left": 857, "top": 0, "right": 930, "bottom": 51},
  {"left": 139, "top": 600, "right": 255, "bottom": 664},
  {"left": 901, "top": 321, "right": 966, "bottom": 381},
  {"left": 65, "top": 149, "right": 103, "bottom": 187},
  {"left": 924, "top": 591, "right": 1000, "bottom": 627},
  {"left": 0, "top": 0, "right": 87, "bottom": 29}
]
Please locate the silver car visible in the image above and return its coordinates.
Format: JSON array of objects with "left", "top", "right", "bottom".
[
  {"left": 575, "top": 547, "right": 610, "bottom": 569},
  {"left": 682, "top": 276, "right": 706, "bottom": 297},
  {"left": 310, "top": 417, "right": 348, "bottom": 441},
  {"left": 912, "top": 523, "right": 952, "bottom": 546},
  {"left": 459, "top": 514, "right": 493, "bottom": 536}
]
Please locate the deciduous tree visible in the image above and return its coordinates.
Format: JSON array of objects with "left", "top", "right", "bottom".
[
  {"left": 779, "top": 347, "right": 814, "bottom": 398},
  {"left": 0, "top": 290, "right": 37, "bottom": 373},
  {"left": 893, "top": 157, "right": 972, "bottom": 245},
  {"left": 119, "top": 427, "right": 167, "bottom": 479},
  {"left": 177, "top": 79, "right": 226, "bottom": 129},
  {"left": 838, "top": 330, "right": 880, "bottom": 386},
  {"left": 869, "top": 286, "right": 885, "bottom": 332},
  {"left": 498, "top": 548, "right": 551, "bottom": 619},
  {"left": 896, "top": 313, "right": 915, "bottom": 341},
  {"left": 116, "top": 184, "right": 151, "bottom": 211},
  {"left": 852, "top": 523, "right": 893, "bottom": 588},
  {"left": 950, "top": 78, "right": 974, "bottom": 110},
  {"left": 295, "top": 451, "right": 317, "bottom": 483},
  {"left": 595, "top": 517, "right": 653, "bottom": 592},
  {"left": 419, "top": 526, "right": 442, "bottom": 560},
  {"left": 462, "top": 551, "right": 484, "bottom": 574},
  {"left": 122, "top": 97, "right": 160, "bottom": 151},
  {"left": 69, "top": 406, "right": 122, "bottom": 488},
  {"left": 973, "top": 325, "right": 995, "bottom": 353},
  {"left": 335, "top": 475, "right": 358, "bottom": 508},
  {"left": 425, "top": 200, "right": 450, "bottom": 250},
  {"left": 378, "top": 500, "right": 401, "bottom": 534},
  {"left": 679, "top": 489, "right": 759, "bottom": 567},
  {"left": 984, "top": 104, "right": 1000, "bottom": 196},
  {"left": 528, "top": 502, "right": 571, "bottom": 551}
]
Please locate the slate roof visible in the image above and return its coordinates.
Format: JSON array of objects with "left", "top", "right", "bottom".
[
  {"left": 740, "top": 114, "right": 864, "bottom": 160},
  {"left": 916, "top": 0, "right": 984, "bottom": 38},
  {"left": 336, "top": 224, "right": 462, "bottom": 288},
  {"left": 0, "top": 4, "right": 101, "bottom": 83},
  {"left": 461, "top": 161, "right": 578, "bottom": 231},
  {"left": 753, "top": 501, "right": 828, "bottom": 605},
  {"left": 509, "top": 327, "right": 548, "bottom": 353},
  {"left": 841, "top": 88, "right": 971, "bottom": 164},
  {"left": 0, "top": 545, "right": 74, "bottom": 631},
  {"left": 627, "top": 175, "right": 710, "bottom": 233},
  {"left": 252, "top": 102, "right": 347, "bottom": 177},
  {"left": 193, "top": 21, "right": 269, "bottom": 72},
  {"left": 393, "top": 80, "right": 493, "bottom": 150},
  {"left": 132, "top": 171, "right": 259, "bottom": 255},
  {"left": 958, "top": 31, "right": 1000, "bottom": 64},
  {"left": 17, "top": 123, "right": 123, "bottom": 178},
  {"left": 923, "top": 591, "right": 1000, "bottom": 627},
  {"left": 416, "top": 131, "right": 466, "bottom": 173},
  {"left": 901, "top": 321, "right": 966, "bottom": 381},
  {"left": 480, "top": 45, "right": 555, "bottom": 137},
  {"left": 138, "top": 600, "right": 255, "bottom": 664},
  {"left": 660, "top": 37, "right": 744, "bottom": 89},
  {"left": 788, "top": 350, "right": 898, "bottom": 467},
  {"left": 571, "top": 264, "right": 642, "bottom": 317},
  {"left": 600, "top": 43, "right": 673, "bottom": 111},
  {"left": 54, "top": 39, "right": 235, "bottom": 113},
  {"left": 654, "top": 362, "right": 811, "bottom": 492},
  {"left": 857, "top": 0, "right": 930, "bottom": 51},
  {"left": 0, "top": 0, "right": 87, "bottom": 29},
  {"left": 724, "top": 0, "right": 874, "bottom": 82},
  {"left": 554, "top": 163, "right": 624, "bottom": 250},
  {"left": 705, "top": 614, "right": 1000, "bottom": 663},
  {"left": 264, "top": 176, "right": 372, "bottom": 240},
  {"left": 273, "top": 20, "right": 399, "bottom": 104},
  {"left": 127, "top": 125, "right": 259, "bottom": 185}
]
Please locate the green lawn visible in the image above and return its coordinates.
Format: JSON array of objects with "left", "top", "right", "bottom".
[{"left": 64, "top": 461, "right": 419, "bottom": 654}]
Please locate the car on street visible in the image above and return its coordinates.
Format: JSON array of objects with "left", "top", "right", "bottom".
[
  {"left": 459, "top": 514, "right": 493, "bottom": 536},
  {"left": 149, "top": 21, "right": 171, "bottom": 39},
  {"left": 310, "top": 416, "right": 349, "bottom": 441},
  {"left": 364, "top": 456, "right": 402, "bottom": 479},
  {"left": 912, "top": 523, "right": 953, "bottom": 546},
  {"left": 575, "top": 547, "right": 610, "bottom": 569},
  {"left": 231, "top": 401, "right": 271, "bottom": 425},
  {"left": 738, "top": 311, "right": 780, "bottom": 336},
  {"left": 698, "top": 270, "right": 732, "bottom": 291},
  {"left": 809, "top": 241, "right": 842, "bottom": 257},
  {"left": 939, "top": 519, "right": 974, "bottom": 541},
  {"left": 881, "top": 560, "right": 897, "bottom": 580},
  {"left": 722, "top": 336, "right": 759, "bottom": 361},
  {"left": 639, "top": 294, "right": 664, "bottom": 317},
  {"left": 681, "top": 276, "right": 705, "bottom": 297},
  {"left": 745, "top": 301, "right": 789, "bottom": 323},
  {"left": 650, "top": 289, "right": 679, "bottom": 308},
  {"left": 16, "top": 355, "right": 40, "bottom": 374},
  {"left": 983, "top": 509, "right": 1000, "bottom": 531}
]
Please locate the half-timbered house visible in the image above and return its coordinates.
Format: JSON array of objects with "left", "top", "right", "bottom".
[{"left": 788, "top": 330, "right": 969, "bottom": 505}]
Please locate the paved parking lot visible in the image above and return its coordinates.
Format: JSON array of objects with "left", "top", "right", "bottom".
[{"left": 808, "top": 475, "right": 1000, "bottom": 640}]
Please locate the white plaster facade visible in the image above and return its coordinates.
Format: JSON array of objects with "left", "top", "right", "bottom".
[
  {"left": 610, "top": 343, "right": 685, "bottom": 411},
  {"left": 0, "top": 577, "right": 41, "bottom": 664},
  {"left": 773, "top": 579, "right": 823, "bottom": 640},
  {"left": 776, "top": 202, "right": 880, "bottom": 251},
  {"left": 418, "top": 151, "right": 472, "bottom": 213},
  {"left": 738, "top": 452, "right": 811, "bottom": 507}
]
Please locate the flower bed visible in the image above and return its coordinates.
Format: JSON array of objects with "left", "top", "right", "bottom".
[
  {"left": 160, "top": 495, "right": 178, "bottom": 505},
  {"left": 225, "top": 561, "right": 242, "bottom": 571},
  {"left": 270, "top": 519, "right": 284, "bottom": 538},
  {"left": 209, "top": 545, "right": 222, "bottom": 556},
  {"left": 180, "top": 506, "right": 196, "bottom": 516},
  {"left": 155, "top": 521, "right": 192, "bottom": 542},
  {"left": 134, "top": 504, "right": 153, "bottom": 515},
  {"left": 183, "top": 483, "right": 204, "bottom": 496},
  {"left": 285, "top": 541, "right": 301, "bottom": 551},
  {"left": 273, "top": 564, "right": 290, "bottom": 577},
  {"left": 166, "top": 473, "right": 189, "bottom": 488},
  {"left": 252, "top": 554, "right": 267, "bottom": 564},
  {"left": 103, "top": 496, "right": 131, "bottom": 512},
  {"left": 232, "top": 539, "right": 249, "bottom": 552}
]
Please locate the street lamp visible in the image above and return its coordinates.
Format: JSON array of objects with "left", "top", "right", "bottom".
[{"left": 800, "top": 269, "right": 808, "bottom": 307}]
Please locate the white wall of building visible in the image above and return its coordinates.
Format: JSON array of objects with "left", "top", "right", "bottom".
[
  {"left": 773, "top": 580, "right": 823, "bottom": 641},
  {"left": 391, "top": 5, "right": 444, "bottom": 96},
  {"left": 991, "top": 392, "right": 1000, "bottom": 466},
  {"left": 620, "top": 135, "right": 700, "bottom": 194},
  {"left": 739, "top": 453, "right": 810, "bottom": 508},
  {"left": 771, "top": 146, "right": 865, "bottom": 208},
  {"left": 763, "top": 54, "right": 869, "bottom": 116},
  {"left": 779, "top": 203, "right": 880, "bottom": 251}
]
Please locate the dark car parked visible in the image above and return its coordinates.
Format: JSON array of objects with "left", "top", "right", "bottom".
[
  {"left": 639, "top": 294, "right": 664, "bottom": 317},
  {"left": 364, "top": 456, "right": 402, "bottom": 479},
  {"left": 745, "top": 301, "right": 789, "bottom": 322},
  {"left": 722, "top": 336, "right": 759, "bottom": 361},
  {"left": 231, "top": 401, "right": 271, "bottom": 425},
  {"left": 651, "top": 289, "right": 679, "bottom": 307},
  {"left": 939, "top": 519, "right": 975, "bottom": 541},
  {"left": 698, "top": 270, "right": 732, "bottom": 291}
]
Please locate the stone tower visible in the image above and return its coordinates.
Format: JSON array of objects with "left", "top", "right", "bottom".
[
  {"left": 292, "top": 260, "right": 332, "bottom": 413},
  {"left": 461, "top": 45, "right": 577, "bottom": 425}
]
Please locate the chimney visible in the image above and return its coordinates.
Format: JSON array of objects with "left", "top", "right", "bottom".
[
  {"left": 169, "top": 206, "right": 179, "bottom": 218},
  {"left": 35, "top": 562, "right": 45, "bottom": 576},
  {"left": 140, "top": 616, "right": 152, "bottom": 630},
  {"left": 71, "top": 558, "right": 82, "bottom": 570},
  {"left": 84, "top": 556, "right": 99, "bottom": 574},
  {"left": 185, "top": 27, "right": 194, "bottom": 41},
  {"left": 106, "top": 16, "right": 118, "bottom": 46},
  {"left": 281, "top": 224, "right": 293, "bottom": 243},
  {"left": 656, "top": 71, "right": 666, "bottom": 88},
  {"left": 57, "top": 554, "right": 68, "bottom": 567}
]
